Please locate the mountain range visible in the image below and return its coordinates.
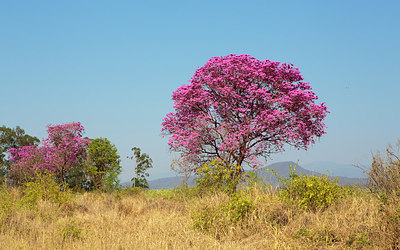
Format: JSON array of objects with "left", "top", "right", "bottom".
[
  {"left": 122, "top": 161, "right": 367, "bottom": 189},
  {"left": 252, "top": 161, "right": 366, "bottom": 186},
  {"left": 302, "top": 161, "right": 366, "bottom": 178}
]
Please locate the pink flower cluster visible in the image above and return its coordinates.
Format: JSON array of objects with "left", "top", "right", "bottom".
[
  {"left": 8, "top": 122, "right": 90, "bottom": 182},
  {"left": 162, "top": 54, "right": 329, "bottom": 169}
]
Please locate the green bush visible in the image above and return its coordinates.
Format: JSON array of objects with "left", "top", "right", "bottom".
[
  {"left": 267, "top": 164, "right": 343, "bottom": 211},
  {"left": 245, "top": 170, "right": 265, "bottom": 189},
  {"left": 223, "top": 194, "right": 254, "bottom": 223},
  {"left": 20, "top": 173, "right": 71, "bottom": 208},
  {"left": 191, "top": 204, "right": 220, "bottom": 233},
  {"left": 195, "top": 158, "right": 243, "bottom": 193},
  {"left": 191, "top": 192, "right": 254, "bottom": 235}
]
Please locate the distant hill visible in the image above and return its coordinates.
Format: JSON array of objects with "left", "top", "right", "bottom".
[
  {"left": 302, "top": 161, "right": 366, "bottom": 178},
  {"left": 122, "top": 161, "right": 367, "bottom": 189},
  {"left": 253, "top": 161, "right": 366, "bottom": 186},
  {"left": 148, "top": 176, "right": 197, "bottom": 190},
  {"left": 121, "top": 176, "right": 196, "bottom": 189}
]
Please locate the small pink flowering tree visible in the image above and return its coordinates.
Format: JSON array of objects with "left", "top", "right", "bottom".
[
  {"left": 8, "top": 122, "right": 90, "bottom": 185},
  {"left": 162, "top": 54, "right": 328, "bottom": 188},
  {"left": 8, "top": 145, "right": 49, "bottom": 184},
  {"left": 42, "top": 122, "right": 90, "bottom": 184}
]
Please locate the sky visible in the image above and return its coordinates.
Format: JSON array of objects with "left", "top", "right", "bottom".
[{"left": 1, "top": 1, "right": 399, "bottom": 182}]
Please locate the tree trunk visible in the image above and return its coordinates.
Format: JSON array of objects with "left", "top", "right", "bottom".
[{"left": 230, "top": 158, "right": 244, "bottom": 193}]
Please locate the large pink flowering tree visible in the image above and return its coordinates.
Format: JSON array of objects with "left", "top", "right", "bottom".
[
  {"left": 162, "top": 54, "right": 328, "bottom": 184},
  {"left": 8, "top": 122, "right": 90, "bottom": 185}
]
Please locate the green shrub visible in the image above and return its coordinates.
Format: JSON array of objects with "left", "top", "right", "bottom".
[
  {"left": 191, "top": 204, "right": 220, "bottom": 233},
  {"left": 245, "top": 170, "right": 265, "bottom": 189},
  {"left": 191, "top": 192, "right": 254, "bottom": 235},
  {"left": 20, "top": 173, "right": 71, "bottom": 208},
  {"left": 195, "top": 158, "right": 243, "bottom": 193},
  {"left": 223, "top": 194, "right": 254, "bottom": 223},
  {"left": 267, "top": 163, "right": 343, "bottom": 211},
  {"left": 286, "top": 174, "right": 342, "bottom": 210}
]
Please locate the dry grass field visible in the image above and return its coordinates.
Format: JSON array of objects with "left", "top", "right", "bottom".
[{"left": 1, "top": 178, "right": 399, "bottom": 250}]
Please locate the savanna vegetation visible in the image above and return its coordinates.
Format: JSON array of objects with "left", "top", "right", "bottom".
[
  {"left": 0, "top": 147, "right": 399, "bottom": 249},
  {"left": 1, "top": 55, "right": 399, "bottom": 249}
]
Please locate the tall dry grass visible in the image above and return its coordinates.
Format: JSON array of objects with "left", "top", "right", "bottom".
[{"left": 1, "top": 182, "right": 399, "bottom": 249}]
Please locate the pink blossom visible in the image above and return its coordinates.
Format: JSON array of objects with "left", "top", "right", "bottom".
[
  {"left": 162, "top": 54, "right": 329, "bottom": 171},
  {"left": 8, "top": 122, "right": 90, "bottom": 183}
]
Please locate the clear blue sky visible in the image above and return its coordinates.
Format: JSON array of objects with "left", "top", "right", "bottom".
[{"left": 1, "top": 1, "right": 399, "bottom": 181}]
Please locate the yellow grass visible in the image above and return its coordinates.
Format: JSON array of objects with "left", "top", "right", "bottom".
[{"left": 0, "top": 185, "right": 399, "bottom": 249}]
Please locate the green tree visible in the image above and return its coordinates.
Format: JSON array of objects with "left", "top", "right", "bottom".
[
  {"left": 128, "top": 147, "right": 153, "bottom": 188},
  {"left": 0, "top": 126, "right": 40, "bottom": 181},
  {"left": 85, "top": 138, "right": 121, "bottom": 191}
]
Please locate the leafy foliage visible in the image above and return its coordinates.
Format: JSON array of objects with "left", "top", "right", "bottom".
[
  {"left": 8, "top": 122, "right": 90, "bottom": 186},
  {"left": 0, "top": 125, "right": 39, "bottom": 182},
  {"left": 128, "top": 147, "right": 153, "bottom": 189},
  {"left": 267, "top": 163, "right": 343, "bottom": 211},
  {"left": 42, "top": 122, "right": 90, "bottom": 184},
  {"left": 191, "top": 192, "right": 254, "bottom": 235},
  {"left": 195, "top": 158, "right": 243, "bottom": 193},
  {"left": 20, "top": 173, "right": 71, "bottom": 208},
  {"left": 223, "top": 194, "right": 253, "bottom": 223},
  {"left": 7, "top": 145, "right": 47, "bottom": 185},
  {"left": 191, "top": 204, "right": 220, "bottom": 234},
  {"left": 244, "top": 169, "right": 265, "bottom": 189},
  {"left": 86, "top": 138, "right": 121, "bottom": 191}
]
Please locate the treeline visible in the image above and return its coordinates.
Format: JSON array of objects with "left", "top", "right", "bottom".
[{"left": 0, "top": 123, "right": 152, "bottom": 191}]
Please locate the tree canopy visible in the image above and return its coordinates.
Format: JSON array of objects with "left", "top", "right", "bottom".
[
  {"left": 86, "top": 138, "right": 121, "bottom": 191},
  {"left": 162, "top": 54, "right": 328, "bottom": 184},
  {"left": 8, "top": 122, "right": 90, "bottom": 185},
  {"left": 128, "top": 147, "right": 153, "bottom": 189},
  {"left": 0, "top": 125, "right": 39, "bottom": 181},
  {"left": 0, "top": 126, "right": 39, "bottom": 168}
]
